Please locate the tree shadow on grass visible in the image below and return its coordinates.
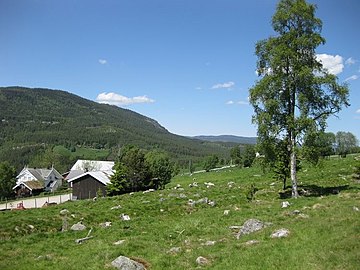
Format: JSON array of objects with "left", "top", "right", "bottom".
[{"left": 279, "top": 184, "right": 359, "bottom": 199}]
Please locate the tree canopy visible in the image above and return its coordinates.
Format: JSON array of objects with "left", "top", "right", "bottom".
[
  {"left": 107, "top": 146, "right": 174, "bottom": 195},
  {"left": 0, "top": 162, "right": 17, "bottom": 199},
  {"left": 249, "top": 0, "right": 349, "bottom": 197}
]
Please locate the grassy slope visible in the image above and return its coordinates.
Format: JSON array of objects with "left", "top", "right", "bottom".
[{"left": 0, "top": 156, "right": 359, "bottom": 270}]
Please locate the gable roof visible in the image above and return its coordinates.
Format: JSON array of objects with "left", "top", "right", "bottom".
[
  {"left": 67, "top": 170, "right": 114, "bottom": 186},
  {"left": 13, "top": 180, "right": 44, "bottom": 191},
  {"left": 17, "top": 166, "right": 63, "bottom": 181},
  {"left": 70, "top": 160, "right": 114, "bottom": 172}
]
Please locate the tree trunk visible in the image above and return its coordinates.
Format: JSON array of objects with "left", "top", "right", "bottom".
[{"left": 290, "top": 136, "right": 299, "bottom": 198}]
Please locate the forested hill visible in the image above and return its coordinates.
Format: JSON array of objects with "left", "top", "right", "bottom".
[
  {"left": 193, "top": 135, "right": 257, "bottom": 145},
  {"left": 0, "top": 87, "right": 233, "bottom": 170}
]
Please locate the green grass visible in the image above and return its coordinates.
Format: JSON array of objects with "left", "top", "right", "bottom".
[
  {"left": 1, "top": 156, "right": 359, "bottom": 269},
  {"left": 53, "top": 145, "right": 110, "bottom": 160}
]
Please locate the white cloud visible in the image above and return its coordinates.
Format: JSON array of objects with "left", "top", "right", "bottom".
[
  {"left": 195, "top": 87, "right": 202, "bottom": 90},
  {"left": 96, "top": 92, "right": 155, "bottom": 106},
  {"left": 237, "top": 100, "right": 249, "bottom": 105},
  {"left": 212, "top": 81, "right": 235, "bottom": 89},
  {"left": 98, "top": 59, "right": 107, "bottom": 65},
  {"left": 356, "top": 109, "right": 360, "bottom": 114},
  {"left": 345, "top": 57, "right": 356, "bottom": 65},
  {"left": 226, "top": 100, "right": 248, "bottom": 105},
  {"left": 316, "top": 54, "right": 344, "bottom": 75},
  {"left": 345, "top": 75, "right": 359, "bottom": 82}
]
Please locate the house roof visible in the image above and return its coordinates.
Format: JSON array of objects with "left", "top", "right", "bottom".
[
  {"left": 17, "top": 166, "right": 63, "bottom": 181},
  {"left": 65, "top": 170, "right": 84, "bottom": 181},
  {"left": 13, "top": 180, "right": 44, "bottom": 191},
  {"left": 67, "top": 170, "right": 114, "bottom": 186},
  {"left": 70, "top": 160, "right": 114, "bottom": 172}
]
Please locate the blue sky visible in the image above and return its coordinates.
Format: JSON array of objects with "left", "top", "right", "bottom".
[{"left": 1, "top": 0, "right": 359, "bottom": 139}]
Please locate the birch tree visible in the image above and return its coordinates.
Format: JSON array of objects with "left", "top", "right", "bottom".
[{"left": 249, "top": 0, "right": 349, "bottom": 197}]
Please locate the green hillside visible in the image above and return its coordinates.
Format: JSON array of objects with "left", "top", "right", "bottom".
[
  {"left": 0, "top": 156, "right": 359, "bottom": 269},
  {"left": 0, "top": 87, "right": 234, "bottom": 171}
]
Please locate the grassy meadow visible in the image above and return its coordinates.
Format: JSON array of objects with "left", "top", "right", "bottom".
[{"left": 0, "top": 156, "right": 359, "bottom": 269}]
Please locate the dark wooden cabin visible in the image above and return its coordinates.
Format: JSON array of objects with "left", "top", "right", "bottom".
[{"left": 70, "top": 173, "right": 108, "bottom": 200}]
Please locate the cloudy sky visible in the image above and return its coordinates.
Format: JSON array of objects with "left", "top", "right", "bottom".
[{"left": 1, "top": 0, "right": 359, "bottom": 139}]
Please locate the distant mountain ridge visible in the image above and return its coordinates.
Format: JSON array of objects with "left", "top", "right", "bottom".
[
  {"left": 193, "top": 135, "right": 257, "bottom": 145},
  {"left": 0, "top": 86, "right": 235, "bottom": 169}
]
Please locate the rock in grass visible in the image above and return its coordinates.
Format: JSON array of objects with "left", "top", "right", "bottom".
[
  {"left": 60, "top": 209, "right": 70, "bottom": 215},
  {"left": 196, "top": 256, "right": 210, "bottom": 266},
  {"left": 236, "top": 219, "right": 271, "bottom": 239},
  {"left": 114, "top": 240, "right": 126, "bottom": 245},
  {"left": 281, "top": 201, "right": 291, "bottom": 208},
  {"left": 202, "top": 240, "right": 216, "bottom": 246},
  {"left": 271, "top": 228, "right": 290, "bottom": 238},
  {"left": 111, "top": 256, "right": 146, "bottom": 270},
  {"left": 99, "top": 221, "right": 112, "bottom": 228},
  {"left": 120, "top": 214, "right": 131, "bottom": 221},
  {"left": 167, "top": 247, "right": 181, "bottom": 254},
  {"left": 71, "top": 222, "right": 86, "bottom": 231},
  {"left": 245, "top": 240, "right": 260, "bottom": 245},
  {"left": 223, "top": 209, "right": 230, "bottom": 215}
]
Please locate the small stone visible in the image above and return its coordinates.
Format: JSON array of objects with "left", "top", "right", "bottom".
[
  {"left": 292, "top": 210, "right": 301, "bottom": 215},
  {"left": 111, "top": 256, "right": 145, "bottom": 270},
  {"left": 297, "top": 213, "right": 310, "bottom": 219},
  {"left": 223, "top": 210, "right": 230, "bottom": 215},
  {"left": 271, "top": 228, "right": 290, "bottom": 238},
  {"left": 208, "top": 200, "right": 216, "bottom": 207},
  {"left": 202, "top": 240, "right": 216, "bottom": 246},
  {"left": 196, "top": 256, "right": 210, "bottom": 266},
  {"left": 99, "top": 221, "right": 112, "bottom": 228},
  {"left": 179, "top": 193, "right": 187, "bottom": 199},
  {"left": 120, "top": 214, "right": 131, "bottom": 221},
  {"left": 168, "top": 247, "right": 181, "bottom": 254},
  {"left": 188, "top": 199, "right": 196, "bottom": 207},
  {"left": 196, "top": 197, "right": 208, "bottom": 204},
  {"left": 204, "top": 182, "right": 215, "bottom": 188},
  {"left": 245, "top": 240, "right": 260, "bottom": 245},
  {"left": 281, "top": 201, "right": 290, "bottom": 208},
  {"left": 353, "top": 206, "right": 359, "bottom": 212},
  {"left": 60, "top": 209, "right": 70, "bottom": 215},
  {"left": 111, "top": 205, "right": 122, "bottom": 210},
  {"left": 28, "top": 224, "right": 35, "bottom": 230},
  {"left": 114, "top": 240, "right": 126, "bottom": 245},
  {"left": 70, "top": 222, "right": 86, "bottom": 231}
]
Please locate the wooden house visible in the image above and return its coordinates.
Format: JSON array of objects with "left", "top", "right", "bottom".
[
  {"left": 67, "top": 171, "right": 113, "bottom": 199},
  {"left": 13, "top": 166, "right": 63, "bottom": 197},
  {"left": 66, "top": 160, "right": 115, "bottom": 199}
]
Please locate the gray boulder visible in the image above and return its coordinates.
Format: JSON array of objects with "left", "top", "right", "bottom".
[
  {"left": 196, "top": 256, "right": 210, "bottom": 266},
  {"left": 111, "top": 256, "right": 146, "bottom": 270},
  {"left": 271, "top": 228, "right": 290, "bottom": 238},
  {"left": 70, "top": 222, "right": 86, "bottom": 231},
  {"left": 236, "top": 219, "right": 270, "bottom": 239}
]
